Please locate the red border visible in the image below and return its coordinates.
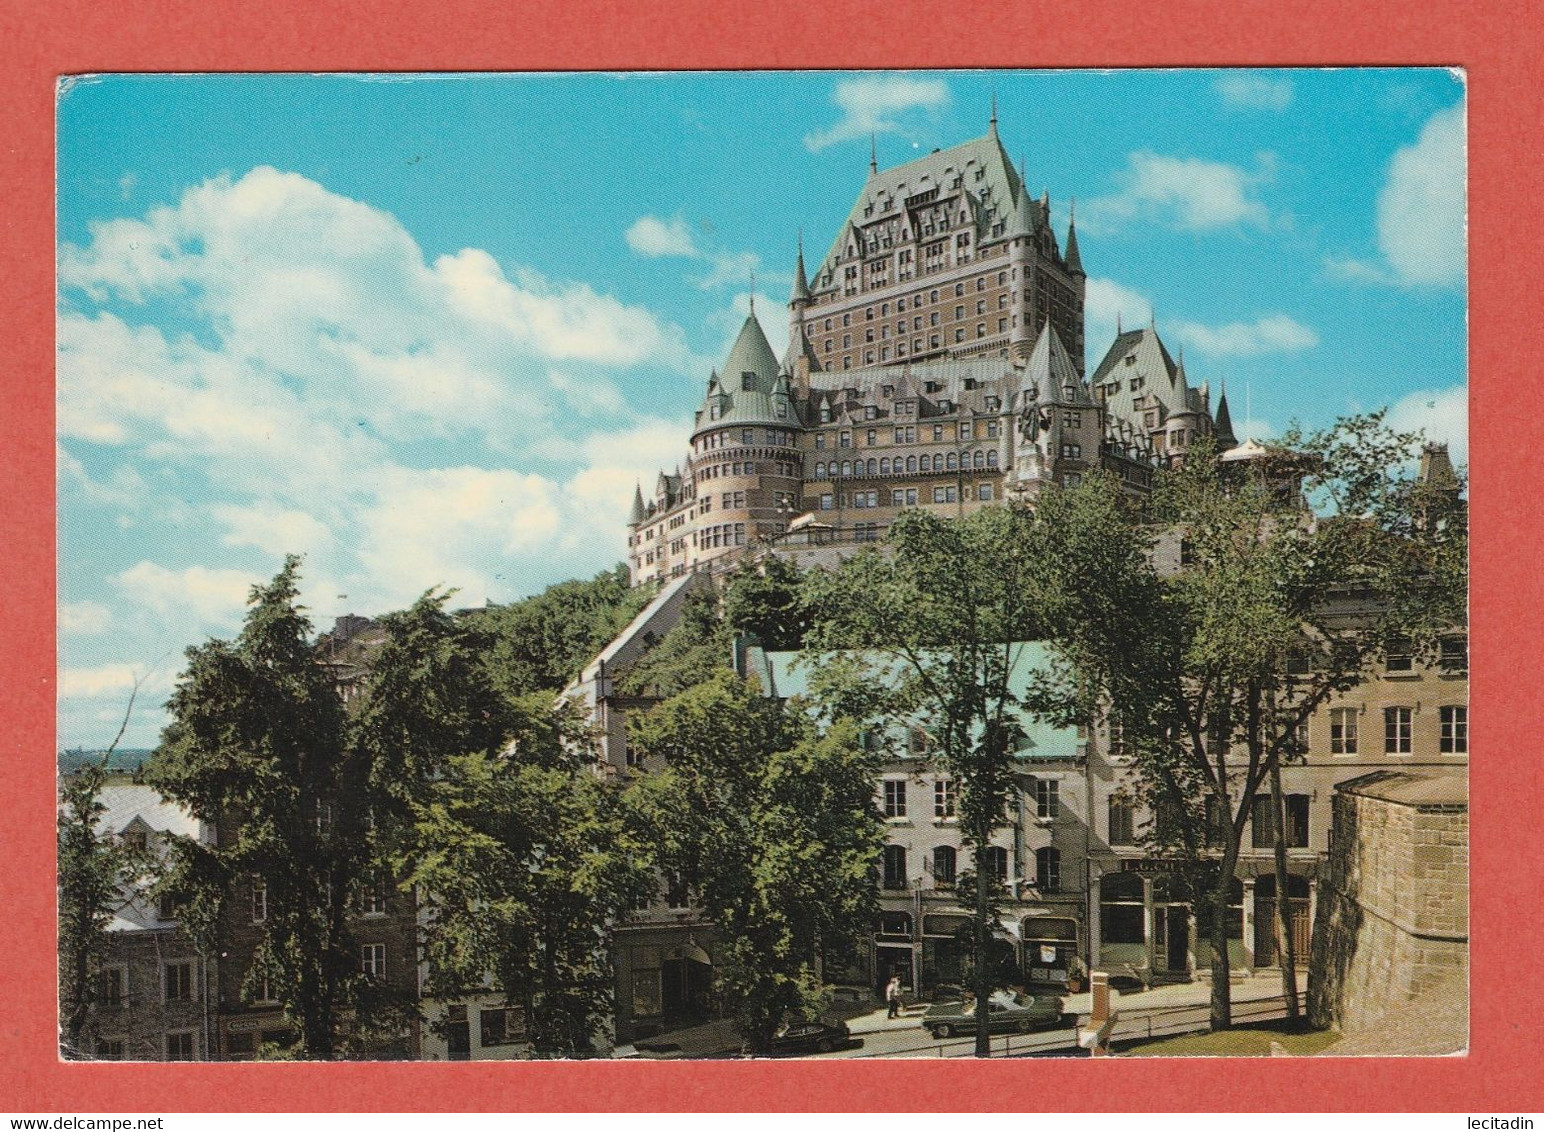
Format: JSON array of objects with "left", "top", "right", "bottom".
[{"left": 4, "top": 0, "right": 1536, "bottom": 1113}]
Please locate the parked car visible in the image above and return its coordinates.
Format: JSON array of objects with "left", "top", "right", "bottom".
[
  {"left": 922, "top": 991, "right": 1067, "bottom": 1039},
  {"left": 766, "top": 1018, "right": 854, "bottom": 1055}
]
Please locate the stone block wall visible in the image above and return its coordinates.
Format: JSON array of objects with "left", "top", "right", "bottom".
[{"left": 1308, "top": 773, "right": 1467, "bottom": 1044}]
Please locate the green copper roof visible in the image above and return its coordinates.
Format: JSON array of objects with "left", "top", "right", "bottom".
[{"left": 694, "top": 313, "right": 802, "bottom": 433}]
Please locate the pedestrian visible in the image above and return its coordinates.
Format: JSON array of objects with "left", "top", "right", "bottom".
[{"left": 886, "top": 975, "right": 903, "bottom": 1019}]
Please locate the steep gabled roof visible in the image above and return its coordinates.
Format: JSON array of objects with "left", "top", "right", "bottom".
[
  {"left": 1022, "top": 321, "right": 1084, "bottom": 402},
  {"left": 810, "top": 132, "right": 1028, "bottom": 293}
]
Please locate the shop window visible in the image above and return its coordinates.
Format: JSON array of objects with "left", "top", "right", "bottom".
[
  {"left": 1099, "top": 872, "right": 1145, "bottom": 945},
  {"left": 480, "top": 1006, "right": 527, "bottom": 1047}
]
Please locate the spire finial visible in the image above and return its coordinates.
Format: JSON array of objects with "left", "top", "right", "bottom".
[
  {"left": 749, "top": 270, "right": 756, "bottom": 315},
  {"left": 990, "top": 91, "right": 998, "bottom": 134},
  {"left": 1117, "top": 311, "right": 1123, "bottom": 335},
  {"left": 870, "top": 134, "right": 878, "bottom": 176}
]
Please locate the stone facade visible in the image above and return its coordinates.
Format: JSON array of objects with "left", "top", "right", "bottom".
[
  {"left": 626, "top": 122, "right": 1233, "bottom": 588},
  {"left": 1308, "top": 770, "right": 1468, "bottom": 1046}
]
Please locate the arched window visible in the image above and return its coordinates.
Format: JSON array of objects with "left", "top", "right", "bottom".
[
  {"left": 946, "top": 452, "right": 957, "bottom": 471},
  {"left": 841, "top": 461, "right": 851, "bottom": 477},
  {"left": 815, "top": 461, "right": 825, "bottom": 479},
  {"left": 867, "top": 459, "right": 877, "bottom": 476},
  {"left": 932, "top": 454, "right": 943, "bottom": 472},
  {"left": 906, "top": 456, "right": 917, "bottom": 473},
  {"left": 1035, "top": 847, "right": 1061, "bottom": 893},
  {"left": 973, "top": 451, "right": 985, "bottom": 470},
  {"left": 986, "top": 450, "right": 998, "bottom": 469},
  {"left": 932, "top": 845, "right": 957, "bottom": 886},
  {"left": 882, "top": 845, "right": 907, "bottom": 889},
  {"left": 979, "top": 845, "right": 1008, "bottom": 881},
  {"left": 880, "top": 458, "right": 891, "bottom": 475}
]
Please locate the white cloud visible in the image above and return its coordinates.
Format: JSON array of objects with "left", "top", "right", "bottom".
[
  {"left": 1173, "top": 314, "right": 1319, "bottom": 358},
  {"left": 60, "top": 601, "right": 112, "bottom": 636},
  {"left": 1084, "top": 151, "right": 1273, "bottom": 233},
  {"left": 1325, "top": 103, "right": 1466, "bottom": 288},
  {"left": 625, "top": 215, "right": 700, "bottom": 258},
  {"left": 804, "top": 76, "right": 951, "bottom": 152},
  {"left": 115, "top": 562, "right": 258, "bottom": 627},
  {"left": 1387, "top": 384, "right": 1468, "bottom": 468},
  {"left": 695, "top": 250, "right": 761, "bottom": 292},
  {"left": 212, "top": 503, "right": 334, "bottom": 557},
  {"left": 58, "top": 663, "right": 175, "bottom": 702},
  {"left": 1378, "top": 104, "right": 1466, "bottom": 286},
  {"left": 1214, "top": 74, "right": 1294, "bottom": 111},
  {"left": 1083, "top": 277, "right": 1151, "bottom": 356}
]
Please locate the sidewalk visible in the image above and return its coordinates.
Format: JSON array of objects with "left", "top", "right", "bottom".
[{"left": 612, "top": 970, "right": 1299, "bottom": 1058}]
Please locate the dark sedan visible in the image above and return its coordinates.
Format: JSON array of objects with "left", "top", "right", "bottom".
[
  {"left": 923, "top": 991, "right": 1067, "bottom": 1039},
  {"left": 765, "top": 1018, "right": 853, "bottom": 1055}
]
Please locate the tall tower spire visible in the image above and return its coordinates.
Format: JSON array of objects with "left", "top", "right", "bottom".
[
  {"left": 1064, "top": 197, "right": 1084, "bottom": 276},
  {"left": 869, "top": 133, "right": 878, "bottom": 176},
  {"left": 990, "top": 91, "right": 998, "bottom": 135}
]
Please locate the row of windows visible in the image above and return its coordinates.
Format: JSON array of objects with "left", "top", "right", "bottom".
[
  {"left": 814, "top": 420, "right": 1002, "bottom": 447},
  {"left": 815, "top": 482, "right": 995, "bottom": 511},
  {"left": 695, "top": 427, "right": 798, "bottom": 453},
  {"left": 819, "top": 273, "right": 1012, "bottom": 332},
  {"left": 814, "top": 450, "right": 1000, "bottom": 478},
  {"left": 94, "top": 1032, "right": 197, "bottom": 1061},
  {"left": 698, "top": 522, "right": 747, "bottom": 550},
  {"left": 881, "top": 844, "right": 1061, "bottom": 892},
  {"left": 883, "top": 778, "right": 1057, "bottom": 820},
  {"left": 829, "top": 325, "right": 1008, "bottom": 367},
  {"left": 1329, "top": 705, "right": 1467, "bottom": 754}
]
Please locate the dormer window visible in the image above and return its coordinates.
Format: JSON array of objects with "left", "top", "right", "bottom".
[{"left": 741, "top": 372, "right": 756, "bottom": 391}]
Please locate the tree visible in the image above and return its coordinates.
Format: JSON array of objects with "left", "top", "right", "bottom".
[
  {"left": 57, "top": 676, "right": 152, "bottom": 1059},
  {"left": 803, "top": 506, "right": 1056, "bottom": 1056},
  {"left": 401, "top": 694, "right": 652, "bottom": 1056},
  {"left": 1034, "top": 418, "right": 1465, "bottom": 1030},
  {"left": 472, "top": 565, "right": 654, "bottom": 699},
  {"left": 626, "top": 669, "right": 882, "bottom": 1054},
  {"left": 723, "top": 555, "right": 814, "bottom": 651},
  {"left": 147, "top": 557, "right": 387, "bottom": 1059}
]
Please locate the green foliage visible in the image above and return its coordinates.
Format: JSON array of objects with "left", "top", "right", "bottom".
[
  {"left": 627, "top": 670, "right": 882, "bottom": 1053},
  {"left": 57, "top": 765, "right": 151, "bottom": 1058},
  {"left": 802, "top": 506, "right": 1065, "bottom": 1054},
  {"left": 148, "top": 557, "right": 390, "bottom": 1059},
  {"left": 1036, "top": 416, "right": 1467, "bottom": 1029},
  {"left": 472, "top": 565, "right": 653, "bottom": 698},
  {"left": 402, "top": 696, "right": 652, "bottom": 1056},
  {"left": 723, "top": 557, "right": 814, "bottom": 651}
]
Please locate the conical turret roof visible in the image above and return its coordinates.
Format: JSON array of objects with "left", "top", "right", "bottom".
[
  {"left": 629, "top": 482, "right": 647, "bottom": 525},
  {"left": 694, "top": 312, "right": 801, "bottom": 435}
]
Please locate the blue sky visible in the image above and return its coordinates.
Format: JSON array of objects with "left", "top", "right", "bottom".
[{"left": 57, "top": 69, "right": 1467, "bottom": 748}]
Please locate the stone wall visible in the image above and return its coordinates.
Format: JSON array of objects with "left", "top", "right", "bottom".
[{"left": 1308, "top": 771, "right": 1467, "bottom": 1049}]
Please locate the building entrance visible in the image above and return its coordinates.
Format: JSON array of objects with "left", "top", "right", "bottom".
[{"left": 661, "top": 947, "right": 713, "bottom": 1017}]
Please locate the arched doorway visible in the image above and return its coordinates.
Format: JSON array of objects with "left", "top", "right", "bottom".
[{"left": 1253, "top": 874, "right": 1312, "bottom": 966}]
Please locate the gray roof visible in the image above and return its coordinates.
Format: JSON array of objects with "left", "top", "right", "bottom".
[
  {"left": 1089, "top": 325, "right": 1207, "bottom": 435},
  {"left": 809, "top": 131, "right": 1032, "bottom": 294},
  {"left": 1022, "top": 321, "right": 1084, "bottom": 401},
  {"left": 1335, "top": 769, "right": 1467, "bottom": 809}
]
